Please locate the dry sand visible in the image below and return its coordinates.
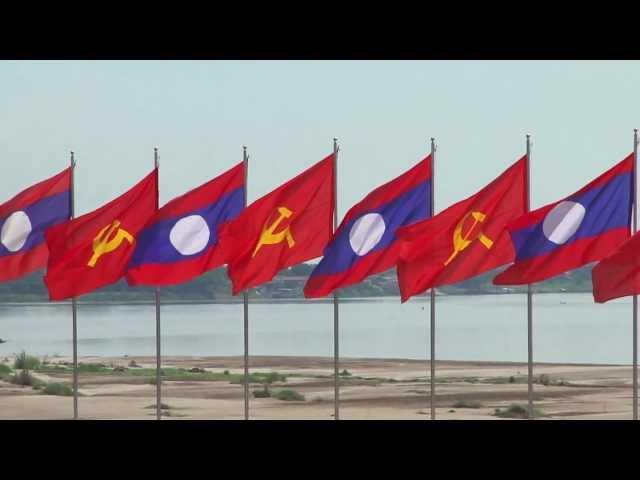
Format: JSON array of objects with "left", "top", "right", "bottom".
[{"left": 0, "top": 355, "right": 634, "bottom": 420}]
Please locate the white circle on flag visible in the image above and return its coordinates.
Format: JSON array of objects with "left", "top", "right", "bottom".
[
  {"left": 542, "top": 200, "right": 586, "bottom": 245},
  {"left": 349, "top": 213, "right": 386, "bottom": 256},
  {"left": 169, "top": 215, "right": 210, "bottom": 255},
  {"left": 1, "top": 211, "right": 32, "bottom": 252}
]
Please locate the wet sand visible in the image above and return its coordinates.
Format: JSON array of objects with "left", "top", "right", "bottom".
[{"left": 0, "top": 355, "right": 634, "bottom": 420}]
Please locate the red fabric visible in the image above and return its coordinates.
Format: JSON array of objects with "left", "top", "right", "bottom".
[
  {"left": 498, "top": 228, "right": 629, "bottom": 286},
  {"left": 303, "top": 155, "right": 431, "bottom": 298},
  {"left": 219, "top": 154, "right": 335, "bottom": 294},
  {"left": 0, "top": 243, "right": 49, "bottom": 283},
  {"left": 0, "top": 168, "right": 71, "bottom": 218},
  {"left": 0, "top": 168, "right": 71, "bottom": 282},
  {"left": 125, "top": 162, "right": 245, "bottom": 286},
  {"left": 44, "top": 170, "right": 158, "bottom": 300},
  {"left": 396, "top": 157, "right": 527, "bottom": 302},
  {"left": 507, "top": 154, "right": 633, "bottom": 231},
  {"left": 592, "top": 231, "right": 640, "bottom": 303}
]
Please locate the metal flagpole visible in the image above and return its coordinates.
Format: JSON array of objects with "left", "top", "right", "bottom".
[
  {"left": 526, "top": 134, "right": 534, "bottom": 420},
  {"left": 633, "top": 128, "right": 638, "bottom": 421},
  {"left": 243, "top": 146, "right": 250, "bottom": 421},
  {"left": 333, "top": 138, "right": 340, "bottom": 420},
  {"left": 154, "top": 148, "right": 162, "bottom": 421},
  {"left": 429, "top": 138, "right": 436, "bottom": 420},
  {"left": 70, "top": 151, "right": 79, "bottom": 420}
]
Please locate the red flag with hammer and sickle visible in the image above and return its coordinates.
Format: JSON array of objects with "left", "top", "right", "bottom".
[
  {"left": 44, "top": 169, "right": 158, "bottom": 301},
  {"left": 219, "top": 154, "right": 335, "bottom": 295},
  {"left": 396, "top": 156, "right": 526, "bottom": 302}
]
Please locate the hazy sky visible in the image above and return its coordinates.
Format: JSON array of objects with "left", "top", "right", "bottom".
[{"left": 1, "top": 60, "right": 639, "bottom": 219}]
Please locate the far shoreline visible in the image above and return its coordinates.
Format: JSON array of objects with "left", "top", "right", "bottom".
[{"left": 0, "top": 290, "right": 597, "bottom": 307}]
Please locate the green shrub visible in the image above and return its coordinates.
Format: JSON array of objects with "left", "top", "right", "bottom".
[
  {"left": 77, "top": 363, "right": 111, "bottom": 373},
  {"left": 36, "top": 365, "right": 70, "bottom": 374},
  {"left": 14, "top": 351, "right": 41, "bottom": 370},
  {"left": 508, "top": 376, "right": 516, "bottom": 383},
  {"left": 42, "top": 382, "right": 73, "bottom": 396},
  {"left": 0, "top": 364, "right": 12, "bottom": 375},
  {"left": 223, "top": 370, "right": 230, "bottom": 375},
  {"left": 274, "top": 389, "right": 305, "bottom": 401},
  {"left": 452, "top": 399, "right": 482, "bottom": 409},
  {"left": 253, "top": 386, "right": 271, "bottom": 398},
  {"left": 339, "top": 369, "right": 351, "bottom": 377},
  {"left": 260, "top": 372, "right": 287, "bottom": 384}
]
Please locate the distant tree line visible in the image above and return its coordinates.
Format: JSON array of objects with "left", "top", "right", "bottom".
[{"left": 0, "top": 263, "right": 594, "bottom": 303}]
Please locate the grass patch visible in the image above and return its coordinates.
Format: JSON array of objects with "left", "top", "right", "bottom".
[
  {"left": 36, "top": 363, "right": 112, "bottom": 374},
  {"left": 229, "top": 371, "right": 287, "bottom": 385},
  {"left": 0, "top": 364, "right": 12, "bottom": 376},
  {"left": 494, "top": 404, "right": 544, "bottom": 419},
  {"left": 42, "top": 382, "right": 73, "bottom": 396},
  {"left": 274, "top": 389, "right": 305, "bottom": 401},
  {"left": 452, "top": 400, "right": 482, "bottom": 409},
  {"left": 35, "top": 365, "right": 70, "bottom": 374},
  {"left": 131, "top": 367, "right": 278, "bottom": 384},
  {"left": 14, "top": 351, "right": 41, "bottom": 370},
  {"left": 78, "top": 363, "right": 111, "bottom": 373},
  {"left": 34, "top": 364, "right": 293, "bottom": 385}
]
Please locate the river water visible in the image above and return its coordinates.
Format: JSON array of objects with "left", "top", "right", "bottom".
[{"left": 0, "top": 293, "right": 635, "bottom": 364}]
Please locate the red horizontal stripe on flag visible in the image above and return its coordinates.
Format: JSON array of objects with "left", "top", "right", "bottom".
[
  {"left": 493, "top": 227, "right": 629, "bottom": 285},
  {"left": 0, "top": 243, "right": 49, "bottom": 282}
]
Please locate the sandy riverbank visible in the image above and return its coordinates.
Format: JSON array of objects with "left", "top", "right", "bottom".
[{"left": 0, "top": 355, "right": 634, "bottom": 420}]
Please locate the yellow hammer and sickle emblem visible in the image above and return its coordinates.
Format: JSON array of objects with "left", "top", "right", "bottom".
[
  {"left": 444, "top": 211, "right": 494, "bottom": 266},
  {"left": 252, "top": 206, "right": 296, "bottom": 258},
  {"left": 88, "top": 220, "right": 134, "bottom": 267}
]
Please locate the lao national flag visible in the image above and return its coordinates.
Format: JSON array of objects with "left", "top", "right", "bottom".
[
  {"left": 304, "top": 156, "right": 431, "bottom": 298},
  {"left": 493, "top": 154, "right": 633, "bottom": 286},
  {"left": 0, "top": 168, "right": 71, "bottom": 282},
  {"left": 126, "top": 163, "right": 245, "bottom": 286}
]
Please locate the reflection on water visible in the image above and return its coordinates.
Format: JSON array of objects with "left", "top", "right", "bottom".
[{"left": 0, "top": 294, "right": 635, "bottom": 364}]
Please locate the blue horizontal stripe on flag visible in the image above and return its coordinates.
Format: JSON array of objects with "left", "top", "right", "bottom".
[
  {"left": 311, "top": 180, "right": 431, "bottom": 277},
  {"left": 0, "top": 190, "right": 70, "bottom": 257},
  {"left": 129, "top": 186, "right": 244, "bottom": 267},
  {"left": 512, "top": 172, "right": 632, "bottom": 261}
]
